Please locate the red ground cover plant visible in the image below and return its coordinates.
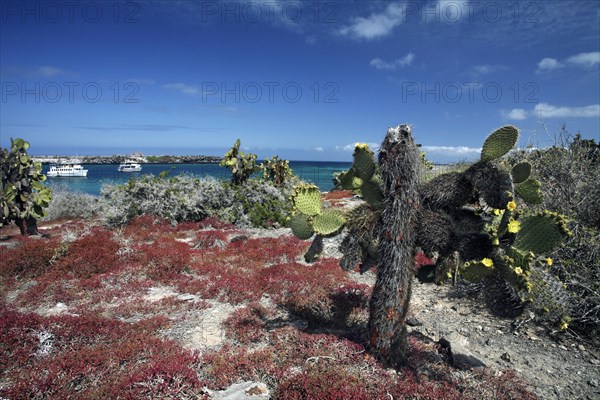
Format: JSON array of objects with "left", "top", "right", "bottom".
[
  {"left": 322, "top": 190, "right": 355, "bottom": 207},
  {"left": 197, "top": 216, "right": 236, "bottom": 230},
  {"left": 122, "top": 214, "right": 175, "bottom": 242},
  {"left": 0, "top": 236, "right": 61, "bottom": 279},
  {"left": 134, "top": 236, "right": 192, "bottom": 281},
  {"left": 1, "top": 221, "right": 541, "bottom": 399},
  {"left": 0, "top": 308, "right": 203, "bottom": 399},
  {"left": 51, "top": 227, "right": 120, "bottom": 279},
  {"left": 223, "top": 302, "right": 274, "bottom": 344}
]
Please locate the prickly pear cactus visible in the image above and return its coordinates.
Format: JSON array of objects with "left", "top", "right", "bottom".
[
  {"left": 481, "top": 125, "right": 519, "bottom": 162},
  {"left": 511, "top": 162, "right": 532, "bottom": 184},
  {"left": 353, "top": 144, "right": 377, "bottom": 181},
  {"left": 289, "top": 183, "right": 346, "bottom": 260},
  {"left": 369, "top": 124, "right": 421, "bottom": 368},
  {"left": 1, "top": 138, "right": 52, "bottom": 235},
  {"left": 515, "top": 178, "right": 543, "bottom": 204},
  {"left": 261, "top": 155, "right": 293, "bottom": 186},
  {"left": 292, "top": 184, "right": 322, "bottom": 216},
  {"left": 289, "top": 212, "right": 314, "bottom": 240},
  {"left": 513, "top": 211, "right": 571, "bottom": 253},
  {"left": 220, "top": 139, "right": 259, "bottom": 185},
  {"left": 312, "top": 209, "right": 346, "bottom": 236}
]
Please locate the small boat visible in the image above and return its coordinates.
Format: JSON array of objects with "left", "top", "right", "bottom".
[
  {"left": 118, "top": 160, "right": 142, "bottom": 172},
  {"left": 46, "top": 160, "right": 88, "bottom": 177}
]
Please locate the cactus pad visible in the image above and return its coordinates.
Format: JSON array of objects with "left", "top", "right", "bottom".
[
  {"left": 481, "top": 125, "right": 519, "bottom": 161},
  {"left": 511, "top": 162, "right": 532, "bottom": 184},
  {"left": 338, "top": 169, "right": 363, "bottom": 190},
  {"left": 312, "top": 209, "right": 346, "bottom": 236},
  {"left": 361, "top": 178, "right": 384, "bottom": 209},
  {"left": 353, "top": 145, "right": 377, "bottom": 180},
  {"left": 515, "top": 179, "right": 543, "bottom": 204},
  {"left": 459, "top": 259, "right": 495, "bottom": 282},
  {"left": 292, "top": 184, "right": 322, "bottom": 216},
  {"left": 513, "top": 213, "right": 570, "bottom": 253},
  {"left": 289, "top": 212, "right": 314, "bottom": 240}
]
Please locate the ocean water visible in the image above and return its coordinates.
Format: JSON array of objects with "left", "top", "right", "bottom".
[{"left": 42, "top": 161, "right": 352, "bottom": 196}]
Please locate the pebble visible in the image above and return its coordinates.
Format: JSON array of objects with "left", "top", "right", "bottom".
[
  {"left": 590, "top": 359, "right": 600, "bottom": 365},
  {"left": 589, "top": 379, "right": 599, "bottom": 388},
  {"left": 578, "top": 344, "right": 586, "bottom": 351},
  {"left": 501, "top": 352, "right": 511, "bottom": 362},
  {"left": 559, "top": 345, "right": 568, "bottom": 351}
]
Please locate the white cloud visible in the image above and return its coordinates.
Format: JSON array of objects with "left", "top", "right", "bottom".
[
  {"left": 163, "top": 82, "right": 200, "bottom": 96},
  {"left": 338, "top": 2, "right": 406, "bottom": 40},
  {"left": 534, "top": 103, "right": 600, "bottom": 118},
  {"left": 566, "top": 51, "right": 600, "bottom": 68},
  {"left": 337, "top": 142, "right": 381, "bottom": 152},
  {"left": 370, "top": 52, "right": 415, "bottom": 70},
  {"left": 537, "top": 57, "right": 564, "bottom": 72},
  {"left": 314, "top": 147, "right": 324, "bottom": 152},
  {"left": 502, "top": 108, "right": 528, "bottom": 121},
  {"left": 421, "top": 145, "right": 482, "bottom": 156},
  {"left": 537, "top": 52, "right": 599, "bottom": 73},
  {"left": 36, "top": 66, "right": 65, "bottom": 77}
]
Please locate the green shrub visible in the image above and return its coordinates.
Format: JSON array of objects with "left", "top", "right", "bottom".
[
  {"left": 100, "top": 174, "right": 295, "bottom": 229},
  {"left": 100, "top": 175, "right": 236, "bottom": 227},
  {"left": 43, "top": 190, "right": 100, "bottom": 221},
  {"left": 233, "top": 179, "right": 293, "bottom": 228}
]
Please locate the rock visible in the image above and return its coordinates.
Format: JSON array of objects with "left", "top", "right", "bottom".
[
  {"left": 589, "top": 379, "right": 599, "bottom": 388},
  {"left": 46, "top": 302, "right": 69, "bottom": 316},
  {"left": 176, "top": 293, "right": 198, "bottom": 302},
  {"left": 230, "top": 235, "right": 249, "bottom": 243},
  {"left": 438, "top": 332, "right": 487, "bottom": 371},
  {"left": 578, "top": 344, "right": 586, "bottom": 351},
  {"left": 406, "top": 316, "right": 422, "bottom": 326},
  {"left": 205, "top": 381, "right": 270, "bottom": 399}
]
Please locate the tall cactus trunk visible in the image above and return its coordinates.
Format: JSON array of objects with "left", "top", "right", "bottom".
[{"left": 369, "top": 125, "right": 421, "bottom": 369}]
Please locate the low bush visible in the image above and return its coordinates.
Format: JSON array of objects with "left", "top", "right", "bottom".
[
  {"left": 100, "top": 175, "right": 296, "bottom": 229},
  {"left": 509, "top": 130, "right": 600, "bottom": 337},
  {"left": 43, "top": 190, "right": 99, "bottom": 221}
]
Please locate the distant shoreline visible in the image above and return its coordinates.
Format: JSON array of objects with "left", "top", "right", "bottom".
[{"left": 32, "top": 155, "right": 223, "bottom": 164}]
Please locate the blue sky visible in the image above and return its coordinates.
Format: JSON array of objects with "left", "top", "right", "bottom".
[{"left": 1, "top": 0, "right": 599, "bottom": 162}]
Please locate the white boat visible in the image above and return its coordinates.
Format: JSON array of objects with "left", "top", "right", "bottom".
[
  {"left": 47, "top": 160, "right": 88, "bottom": 177},
  {"left": 118, "top": 160, "right": 142, "bottom": 172}
]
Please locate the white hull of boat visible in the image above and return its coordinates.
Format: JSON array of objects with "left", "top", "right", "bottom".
[{"left": 47, "top": 162, "right": 88, "bottom": 177}]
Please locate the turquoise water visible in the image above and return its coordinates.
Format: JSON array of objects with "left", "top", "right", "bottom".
[{"left": 42, "top": 161, "right": 352, "bottom": 196}]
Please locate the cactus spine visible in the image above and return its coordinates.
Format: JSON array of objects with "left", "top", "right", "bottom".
[{"left": 369, "top": 125, "right": 421, "bottom": 368}]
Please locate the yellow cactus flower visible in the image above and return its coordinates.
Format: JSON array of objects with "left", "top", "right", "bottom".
[
  {"left": 493, "top": 209, "right": 501, "bottom": 216},
  {"left": 514, "top": 266, "right": 523, "bottom": 275},
  {"left": 506, "top": 201, "right": 517, "bottom": 211},
  {"left": 546, "top": 257, "right": 553, "bottom": 266},
  {"left": 481, "top": 258, "right": 494, "bottom": 267},
  {"left": 508, "top": 219, "right": 521, "bottom": 233},
  {"left": 355, "top": 143, "right": 369, "bottom": 150},
  {"left": 560, "top": 321, "right": 569, "bottom": 330}
]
